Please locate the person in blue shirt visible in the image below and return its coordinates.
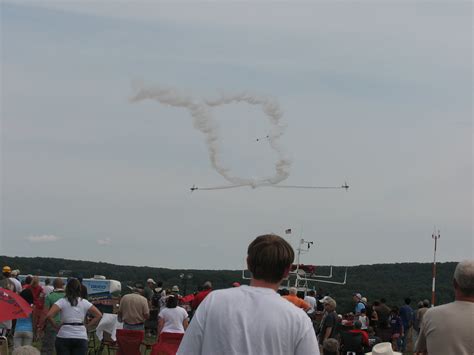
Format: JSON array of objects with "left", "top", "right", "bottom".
[
  {"left": 353, "top": 293, "right": 366, "bottom": 315},
  {"left": 13, "top": 289, "right": 34, "bottom": 349},
  {"left": 399, "top": 297, "right": 414, "bottom": 352}
]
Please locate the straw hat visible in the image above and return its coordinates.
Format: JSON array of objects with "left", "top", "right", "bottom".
[{"left": 366, "top": 342, "right": 401, "bottom": 355}]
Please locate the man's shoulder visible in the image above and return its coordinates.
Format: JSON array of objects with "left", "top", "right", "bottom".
[{"left": 123, "top": 293, "right": 146, "bottom": 301}]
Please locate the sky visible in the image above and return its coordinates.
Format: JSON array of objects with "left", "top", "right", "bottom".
[{"left": 1, "top": 0, "right": 472, "bottom": 270}]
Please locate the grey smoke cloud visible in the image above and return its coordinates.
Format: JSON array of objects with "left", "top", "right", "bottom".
[{"left": 130, "top": 85, "right": 292, "bottom": 189}]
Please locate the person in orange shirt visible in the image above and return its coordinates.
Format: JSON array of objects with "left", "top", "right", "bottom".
[{"left": 283, "top": 287, "right": 311, "bottom": 311}]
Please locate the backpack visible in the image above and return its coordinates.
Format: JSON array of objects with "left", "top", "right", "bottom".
[{"left": 151, "top": 290, "right": 162, "bottom": 309}]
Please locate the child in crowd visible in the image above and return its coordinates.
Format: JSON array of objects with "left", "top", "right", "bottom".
[{"left": 358, "top": 308, "right": 369, "bottom": 330}]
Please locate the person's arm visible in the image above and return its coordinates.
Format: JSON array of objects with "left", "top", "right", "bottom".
[
  {"left": 46, "top": 304, "right": 61, "bottom": 331},
  {"left": 157, "top": 317, "right": 164, "bottom": 336},
  {"left": 301, "top": 300, "right": 311, "bottom": 312},
  {"left": 414, "top": 317, "right": 428, "bottom": 355},
  {"left": 295, "top": 327, "right": 320, "bottom": 355},
  {"left": 177, "top": 302, "right": 207, "bottom": 355},
  {"left": 183, "top": 318, "right": 189, "bottom": 330},
  {"left": 86, "top": 305, "right": 102, "bottom": 330},
  {"left": 143, "top": 298, "right": 150, "bottom": 320}
]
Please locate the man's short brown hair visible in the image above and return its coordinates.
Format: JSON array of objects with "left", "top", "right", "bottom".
[{"left": 247, "top": 234, "right": 294, "bottom": 283}]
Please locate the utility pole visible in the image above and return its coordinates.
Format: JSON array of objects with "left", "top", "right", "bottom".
[{"left": 431, "top": 229, "right": 440, "bottom": 307}]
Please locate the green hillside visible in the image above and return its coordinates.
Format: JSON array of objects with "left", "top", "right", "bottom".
[{"left": 0, "top": 255, "right": 456, "bottom": 313}]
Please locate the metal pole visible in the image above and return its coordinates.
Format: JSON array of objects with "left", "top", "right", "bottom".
[{"left": 431, "top": 230, "right": 440, "bottom": 307}]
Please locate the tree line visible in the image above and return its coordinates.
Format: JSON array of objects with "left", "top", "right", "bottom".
[{"left": 0, "top": 255, "right": 456, "bottom": 313}]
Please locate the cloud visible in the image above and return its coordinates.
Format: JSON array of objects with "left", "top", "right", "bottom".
[
  {"left": 25, "top": 235, "right": 62, "bottom": 243},
  {"left": 97, "top": 238, "right": 112, "bottom": 246}
]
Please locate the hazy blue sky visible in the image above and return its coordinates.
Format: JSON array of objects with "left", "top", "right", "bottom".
[{"left": 1, "top": 1, "right": 472, "bottom": 269}]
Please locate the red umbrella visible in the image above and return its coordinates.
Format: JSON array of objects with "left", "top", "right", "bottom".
[{"left": 0, "top": 288, "right": 32, "bottom": 323}]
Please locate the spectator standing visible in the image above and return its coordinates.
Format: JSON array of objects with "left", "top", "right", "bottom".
[
  {"left": 40, "top": 278, "right": 65, "bottom": 355},
  {"left": 318, "top": 297, "right": 338, "bottom": 347},
  {"left": 374, "top": 298, "right": 391, "bottom": 341},
  {"left": 118, "top": 286, "right": 150, "bottom": 331},
  {"left": 144, "top": 278, "right": 156, "bottom": 306},
  {"left": 389, "top": 307, "right": 403, "bottom": 351},
  {"left": 353, "top": 293, "right": 366, "bottom": 315},
  {"left": 399, "top": 297, "right": 414, "bottom": 352},
  {"left": 358, "top": 308, "right": 369, "bottom": 330},
  {"left": 157, "top": 295, "right": 189, "bottom": 337},
  {"left": 46, "top": 278, "right": 102, "bottom": 355},
  {"left": 9, "top": 270, "right": 22, "bottom": 294},
  {"left": 43, "top": 279, "right": 54, "bottom": 297},
  {"left": 191, "top": 281, "right": 212, "bottom": 311},
  {"left": 13, "top": 289, "right": 34, "bottom": 349},
  {"left": 304, "top": 290, "right": 317, "bottom": 315},
  {"left": 23, "top": 276, "right": 44, "bottom": 335},
  {"left": 414, "top": 299, "right": 429, "bottom": 335},
  {"left": 1, "top": 266, "right": 15, "bottom": 291},
  {"left": 415, "top": 260, "right": 474, "bottom": 355},
  {"left": 177, "top": 234, "right": 319, "bottom": 355},
  {"left": 283, "top": 287, "right": 311, "bottom": 311}
]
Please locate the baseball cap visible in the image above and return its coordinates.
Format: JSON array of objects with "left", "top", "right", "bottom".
[
  {"left": 232, "top": 282, "right": 241, "bottom": 287},
  {"left": 146, "top": 278, "right": 156, "bottom": 284},
  {"left": 171, "top": 285, "right": 180, "bottom": 292},
  {"left": 2, "top": 266, "right": 11, "bottom": 273},
  {"left": 353, "top": 292, "right": 362, "bottom": 299}
]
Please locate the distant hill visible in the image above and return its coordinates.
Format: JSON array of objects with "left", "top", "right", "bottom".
[{"left": 0, "top": 255, "right": 456, "bottom": 313}]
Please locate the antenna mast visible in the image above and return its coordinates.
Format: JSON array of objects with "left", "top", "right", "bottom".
[{"left": 431, "top": 229, "right": 440, "bottom": 307}]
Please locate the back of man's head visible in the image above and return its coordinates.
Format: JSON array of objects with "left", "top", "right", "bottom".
[
  {"left": 308, "top": 290, "right": 316, "bottom": 297},
  {"left": 322, "top": 338, "right": 339, "bottom": 355},
  {"left": 404, "top": 297, "right": 411, "bottom": 305},
  {"left": 247, "top": 234, "right": 294, "bottom": 283},
  {"left": 454, "top": 260, "right": 474, "bottom": 296},
  {"left": 203, "top": 281, "right": 212, "bottom": 290},
  {"left": 289, "top": 287, "right": 297, "bottom": 295},
  {"left": 353, "top": 320, "right": 362, "bottom": 329},
  {"left": 53, "top": 277, "right": 64, "bottom": 289}
]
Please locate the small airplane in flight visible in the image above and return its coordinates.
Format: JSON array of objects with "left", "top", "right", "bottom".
[
  {"left": 256, "top": 135, "right": 270, "bottom": 142},
  {"left": 190, "top": 185, "right": 198, "bottom": 192},
  {"left": 341, "top": 182, "right": 349, "bottom": 190}
]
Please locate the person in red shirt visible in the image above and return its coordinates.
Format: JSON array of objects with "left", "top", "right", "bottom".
[
  {"left": 23, "top": 276, "right": 45, "bottom": 337},
  {"left": 349, "top": 320, "right": 369, "bottom": 347},
  {"left": 191, "top": 281, "right": 213, "bottom": 311}
]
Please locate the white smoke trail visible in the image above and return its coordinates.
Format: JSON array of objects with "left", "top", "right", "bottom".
[{"left": 130, "top": 85, "right": 292, "bottom": 188}]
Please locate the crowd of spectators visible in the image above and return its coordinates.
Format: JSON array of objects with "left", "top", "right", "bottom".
[{"left": 1, "top": 238, "right": 473, "bottom": 355}]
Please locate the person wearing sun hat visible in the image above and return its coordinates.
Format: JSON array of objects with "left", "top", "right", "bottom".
[{"left": 366, "top": 342, "right": 401, "bottom": 355}]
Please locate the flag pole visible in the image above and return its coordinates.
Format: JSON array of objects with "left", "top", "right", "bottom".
[{"left": 431, "top": 229, "right": 440, "bottom": 307}]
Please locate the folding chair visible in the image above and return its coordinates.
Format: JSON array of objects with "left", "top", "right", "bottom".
[
  {"left": 340, "top": 331, "right": 364, "bottom": 355},
  {"left": 116, "top": 329, "right": 144, "bottom": 355},
  {"left": 0, "top": 336, "right": 8, "bottom": 355},
  {"left": 97, "top": 331, "right": 119, "bottom": 355},
  {"left": 151, "top": 333, "right": 184, "bottom": 355}
]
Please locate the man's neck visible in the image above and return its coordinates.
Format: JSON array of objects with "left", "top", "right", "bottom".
[
  {"left": 455, "top": 295, "right": 474, "bottom": 303},
  {"left": 250, "top": 278, "right": 279, "bottom": 291}
]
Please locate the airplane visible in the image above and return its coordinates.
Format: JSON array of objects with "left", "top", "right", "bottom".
[
  {"left": 342, "top": 182, "right": 349, "bottom": 190},
  {"left": 190, "top": 185, "right": 198, "bottom": 192},
  {"left": 256, "top": 135, "right": 270, "bottom": 142}
]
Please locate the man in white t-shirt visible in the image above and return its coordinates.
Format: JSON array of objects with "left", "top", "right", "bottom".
[
  {"left": 305, "top": 290, "right": 317, "bottom": 315},
  {"left": 177, "top": 234, "right": 320, "bottom": 355},
  {"left": 415, "top": 260, "right": 474, "bottom": 355}
]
